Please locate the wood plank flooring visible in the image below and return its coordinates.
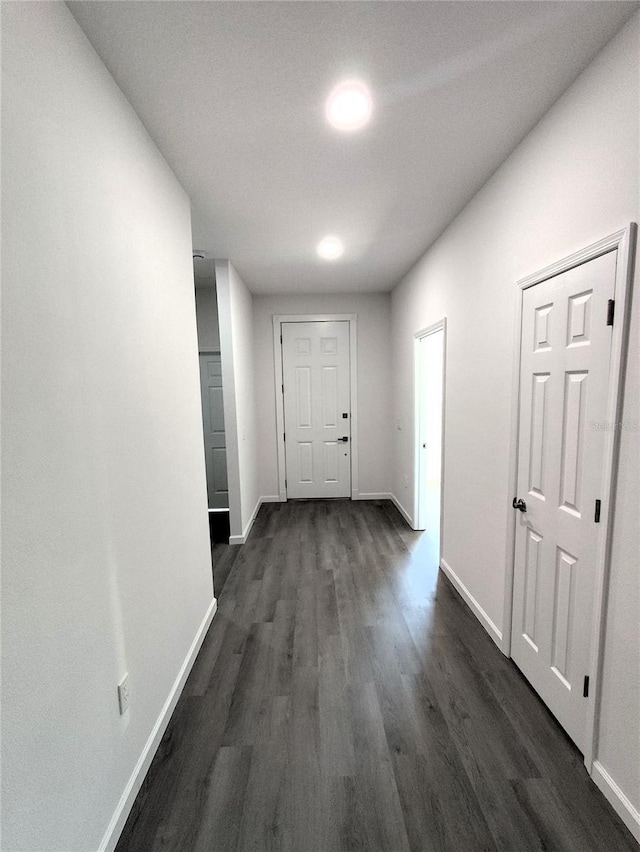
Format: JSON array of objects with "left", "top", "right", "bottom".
[{"left": 115, "top": 500, "right": 636, "bottom": 852}]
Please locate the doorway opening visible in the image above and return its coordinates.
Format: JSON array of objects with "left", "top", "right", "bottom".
[
  {"left": 194, "top": 260, "right": 230, "bottom": 544},
  {"left": 414, "top": 321, "right": 446, "bottom": 562}
]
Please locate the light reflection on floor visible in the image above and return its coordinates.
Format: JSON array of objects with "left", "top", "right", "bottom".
[
  {"left": 389, "top": 525, "right": 447, "bottom": 658},
  {"left": 398, "top": 529, "right": 440, "bottom": 604}
]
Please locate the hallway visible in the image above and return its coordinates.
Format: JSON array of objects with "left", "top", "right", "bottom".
[{"left": 116, "top": 500, "right": 635, "bottom": 852}]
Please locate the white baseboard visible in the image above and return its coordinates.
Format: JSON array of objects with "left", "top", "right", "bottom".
[
  {"left": 229, "top": 496, "right": 260, "bottom": 545},
  {"left": 591, "top": 760, "right": 640, "bottom": 843},
  {"left": 229, "top": 495, "right": 280, "bottom": 544},
  {"left": 439, "top": 557, "right": 503, "bottom": 647},
  {"left": 389, "top": 493, "right": 415, "bottom": 528},
  {"left": 356, "top": 492, "right": 393, "bottom": 501},
  {"left": 99, "top": 597, "right": 217, "bottom": 852}
]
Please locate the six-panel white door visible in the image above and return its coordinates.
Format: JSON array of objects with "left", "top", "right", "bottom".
[
  {"left": 511, "top": 250, "right": 616, "bottom": 752},
  {"left": 199, "top": 353, "right": 229, "bottom": 509},
  {"left": 281, "top": 321, "right": 351, "bottom": 499}
]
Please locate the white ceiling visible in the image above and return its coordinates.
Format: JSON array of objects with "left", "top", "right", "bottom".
[{"left": 68, "top": 1, "right": 637, "bottom": 294}]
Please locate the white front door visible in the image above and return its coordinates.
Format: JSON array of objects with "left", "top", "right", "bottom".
[
  {"left": 281, "top": 321, "right": 351, "bottom": 499},
  {"left": 511, "top": 250, "right": 616, "bottom": 752},
  {"left": 199, "top": 353, "right": 229, "bottom": 509}
]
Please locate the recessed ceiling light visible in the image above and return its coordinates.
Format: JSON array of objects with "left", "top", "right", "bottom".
[
  {"left": 317, "top": 235, "right": 344, "bottom": 260},
  {"left": 325, "top": 80, "right": 372, "bottom": 132}
]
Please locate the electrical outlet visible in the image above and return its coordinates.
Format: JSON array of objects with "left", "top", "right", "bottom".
[{"left": 118, "top": 674, "right": 130, "bottom": 715}]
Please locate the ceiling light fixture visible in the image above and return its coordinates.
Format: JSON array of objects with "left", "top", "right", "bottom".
[
  {"left": 316, "top": 235, "right": 344, "bottom": 260},
  {"left": 325, "top": 80, "right": 372, "bottom": 132}
]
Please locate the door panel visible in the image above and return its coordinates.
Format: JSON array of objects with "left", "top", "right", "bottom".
[
  {"left": 282, "top": 321, "right": 351, "bottom": 498},
  {"left": 295, "top": 367, "right": 312, "bottom": 427},
  {"left": 199, "top": 353, "right": 229, "bottom": 509},
  {"left": 323, "top": 441, "right": 339, "bottom": 482},
  {"left": 560, "top": 371, "right": 587, "bottom": 515},
  {"left": 208, "top": 385, "right": 225, "bottom": 433},
  {"left": 528, "top": 372, "right": 549, "bottom": 498},
  {"left": 211, "top": 446, "right": 229, "bottom": 494},
  {"left": 321, "top": 367, "right": 338, "bottom": 427},
  {"left": 511, "top": 250, "right": 616, "bottom": 753},
  {"left": 522, "top": 527, "right": 542, "bottom": 650}
]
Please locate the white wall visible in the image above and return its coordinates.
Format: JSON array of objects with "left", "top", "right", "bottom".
[
  {"left": 1, "top": 5, "right": 215, "bottom": 851},
  {"left": 391, "top": 13, "right": 639, "bottom": 834},
  {"left": 253, "top": 293, "right": 393, "bottom": 499},
  {"left": 195, "top": 285, "right": 221, "bottom": 351},
  {"left": 215, "top": 261, "right": 259, "bottom": 542}
]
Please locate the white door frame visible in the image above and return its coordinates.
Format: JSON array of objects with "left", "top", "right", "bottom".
[
  {"left": 413, "top": 320, "right": 447, "bottom": 561},
  {"left": 273, "top": 314, "right": 358, "bottom": 501},
  {"left": 503, "top": 224, "right": 636, "bottom": 771}
]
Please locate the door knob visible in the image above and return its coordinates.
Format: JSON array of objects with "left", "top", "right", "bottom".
[{"left": 512, "top": 497, "right": 527, "bottom": 513}]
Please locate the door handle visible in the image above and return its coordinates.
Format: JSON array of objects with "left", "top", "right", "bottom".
[
  {"left": 512, "top": 497, "right": 527, "bottom": 513},
  {"left": 339, "top": 436, "right": 349, "bottom": 443}
]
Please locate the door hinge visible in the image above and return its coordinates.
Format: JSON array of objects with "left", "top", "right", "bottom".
[
  {"left": 280, "top": 334, "right": 283, "bottom": 343},
  {"left": 594, "top": 499, "right": 601, "bottom": 523},
  {"left": 583, "top": 675, "right": 590, "bottom": 698},
  {"left": 282, "top": 384, "right": 284, "bottom": 394},
  {"left": 283, "top": 432, "right": 286, "bottom": 442},
  {"left": 606, "top": 299, "right": 615, "bottom": 326}
]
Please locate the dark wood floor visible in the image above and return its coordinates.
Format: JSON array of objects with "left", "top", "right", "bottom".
[{"left": 116, "top": 500, "right": 636, "bottom": 852}]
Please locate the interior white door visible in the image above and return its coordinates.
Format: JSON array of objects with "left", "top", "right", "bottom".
[
  {"left": 281, "top": 321, "right": 351, "bottom": 499},
  {"left": 416, "top": 328, "right": 444, "bottom": 541},
  {"left": 199, "top": 353, "right": 229, "bottom": 509},
  {"left": 511, "top": 250, "right": 616, "bottom": 752}
]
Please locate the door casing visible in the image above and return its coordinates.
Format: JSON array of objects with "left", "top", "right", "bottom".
[
  {"left": 503, "top": 224, "right": 636, "bottom": 772},
  {"left": 273, "top": 314, "right": 358, "bottom": 501}
]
